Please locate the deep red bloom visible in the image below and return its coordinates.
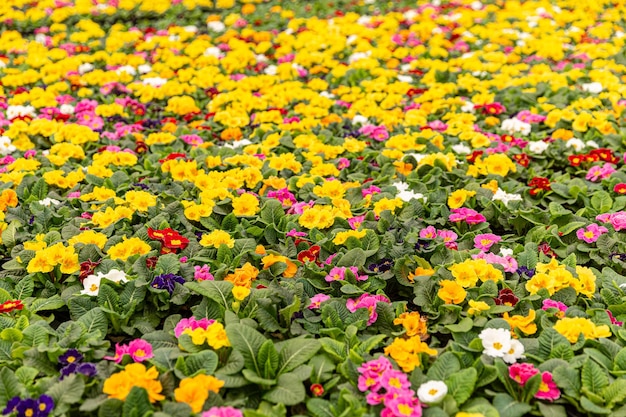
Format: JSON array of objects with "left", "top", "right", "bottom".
[
  {"left": 158, "top": 153, "right": 187, "bottom": 163},
  {"left": 512, "top": 153, "right": 530, "bottom": 168},
  {"left": 135, "top": 141, "right": 148, "bottom": 154},
  {"left": 147, "top": 227, "right": 189, "bottom": 253},
  {"left": 528, "top": 177, "right": 551, "bottom": 196},
  {"left": 80, "top": 259, "right": 102, "bottom": 282},
  {"left": 146, "top": 256, "right": 159, "bottom": 269},
  {"left": 538, "top": 242, "right": 556, "bottom": 257},
  {"left": 467, "top": 150, "right": 484, "bottom": 164},
  {"left": 0, "top": 300, "right": 24, "bottom": 313},
  {"left": 494, "top": 288, "right": 519, "bottom": 307},
  {"left": 568, "top": 154, "right": 584, "bottom": 167},
  {"left": 310, "top": 384, "right": 324, "bottom": 397}
]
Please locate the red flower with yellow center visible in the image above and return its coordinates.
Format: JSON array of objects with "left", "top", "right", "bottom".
[{"left": 0, "top": 299, "right": 24, "bottom": 313}]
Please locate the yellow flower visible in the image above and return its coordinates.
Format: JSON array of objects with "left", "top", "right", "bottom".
[
  {"left": 103, "top": 363, "right": 164, "bottom": 403},
  {"left": 199, "top": 230, "right": 235, "bottom": 248},
  {"left": 503, "top": 310, "right": 537, "bottom": 336},
  {"left": 553, "top": 317, "right": 611, "bottom": 343},
  {"left": 333, "top": 229, "right": 367, "bottom": 245},
  {"left": 107, "top": 237, "right": 151, "bottom": 261},
  {"left": 232, "top": 193, "right": 260, "bottom": 216},
  {"left": 393, "top": 312, "right": 428, "bottom": 338},
  {"left": 232, "top": 285, "right": 251, "bottom": 300},
  {"left": 437, "top": 280, "right": 467, "bottom": 304},
  {"left": 225, "top": 262, "right": 259, "bottom": 288},
  {"left": 68, "top": 230, "right": 108, "bottom": 249},
  {"left": 467, "top": 300, "right": 490, "bottom": 315},
  {"left": 383, "top": 335, "right": 437, "bottom": 373},
  {"left": 174, "top": 374, "right": 224, "bottom": 413},
  {"left": 447, "top": 189, "right": 476, "bottom": 209},
  {"left": 261, "top": 253, "right": 298, "bottom": 278}
]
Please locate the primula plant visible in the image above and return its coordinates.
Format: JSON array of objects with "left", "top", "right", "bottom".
[{"left": 4, "top": 0, "right": 626, "bottom": 416}]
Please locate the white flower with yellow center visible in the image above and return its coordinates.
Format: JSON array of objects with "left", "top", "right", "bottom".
[
  {"left": 479, "top": 328, "right": 512, "bottom": 358},
  {"left": 417, "top": 381, "right": 448, "bottom": 404}
]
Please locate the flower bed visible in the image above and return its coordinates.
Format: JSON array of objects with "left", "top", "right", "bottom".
[{"left": 1, "top": 0, "right": 626, "bottom": 416}]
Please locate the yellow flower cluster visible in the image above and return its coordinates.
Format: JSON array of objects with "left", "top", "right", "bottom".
[
  {"left": 224, "top": 262, "right": 258, "bottom": 289},
  {"left": 503, "top": 310, "right": 537, "bottom": 336},
  {"left": 103, "top": 363, "right": 164, "bottom": 403},
  {"left": 332, "top": 229, "right": 367, "bottom": 245},
  {"left": 393, "top": 311, "right": 428, "bottom": 339},
  {"left": 26, "top": 242, "right": 79, "bottom": 274},
  {"left": 525, "top": 258, "right": 596, "bottom": 297},
  {"left": 107, "top": 237, "right": 152, "bottom": 261},
  {"left": 553, "top": 317, "right": 611, "bottom": 343},
  {"left": 42, "top": 169, "right": 85, "bottom": 189},
  {"left": 174, "top": 374, "right": 224, "bottom": 413},
  {"left": 184, "top": 322, "right": 230, "bottom": 349},
  {"left": 384, "top": 334, "right": 438, "bottom": 373},
  {"left": 91, "top": 206, "right": 134, "bottom": 228},
  {"left": 448, "top": 259, "right": 504, "bottom": 288},
  {"left": 68, "top": 230, "right": 108, "bottom": 249},
  {"left": 199, "top": 230, "right": 234, "bottom": 248},
  {"left": 261, "top": 253, "right": 297, "bottom": 278},
  {"left": 45, "top": 143, "right": 85, "bottom": 166},
  {"left": 447, "top": 189, "right": 476, "bottom": 209}
]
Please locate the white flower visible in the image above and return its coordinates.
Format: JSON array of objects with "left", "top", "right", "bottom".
[
  {"left": 492, "top": 188, "right": 523, "bottom": 206},
  {"left": 103, "top": 269, "right": 128, "bottom": 284},
  {"left": 116, "top": 65, "right": 136, "bottom": 76},
  {"left": 565, "top": 138, "right": 585, "bottom": 151},
  {"left": 406, "top": 153, "right": 427, "bottom": 163},
  {"left": 452, "top": 144, "right": 471, "bottom": 154},
  {"left": 319, "top": 91, "right": 335, "bottom": 99},
  {"left": 184, "top": 25, "right": 198, "bottom": 33},
  {"left": 392, "top": 181, "right": 410, "bottom": 193},
  {"left": 264, "top": 65, "right": 277, "bottom": 76},
  {"left": 397, "top": 75, "right": 413, "bottom": 83},
  {"left": 138, "top": 64, "right": 152, "bottom": 74},
  {"left": 501, "top": 118, "right": 532, "bottom": 136},
  {"left": 81, "top": 274, "right": 103, "bottom": 296},
  {"left": 398, "top": 190, "right": 426, "bottom": 202},
  {"left": 479, "top": 328, "right": 512, "bottom": 358},
  {"left": 255, "top": 54, "right": 267, "bottom": 63},
  {"left": 38, "top": 198, "right": 61, "bottom": 207},
  {"left": 461, "top": 101, "right": 475, "bottom": 113},
  {"left": 357, "top": 16, "right": 371, "bottom": 25},
  {"left": 471, "top": 1, "right": 483, "bottom": 10},
  {"left": 204, "top": 47, "right": 223, "bottom": 58},
  {"left": 78, "top": 63, "right": 94, "bottom": 74},
  {"left": 0, "top": 136, "right": 16, "bottom": 156},
  {"left": 223, "top": 139, "right": 252, "bottom": 149},
  {"left": 35, "top": 33, "right": 47, "bottom": 44},
  {"left": 352, "top": 115, "right": 368, "bottom": 125},
  {"left": 169, "top": 35, "right": 180, "bottom": 42},
  {"left": 346, "top": 35, "right": 358, "bottom": 45},
  {"left": 527, "top": 141, "right": 549, "bottom": 154},
  {"left": 502, "top": 339, "right": 525, "bottom": 364},
  {"left": 207, "top": 21, "right": 225, "bottom": 32},
  {"left": 499, "top": 248, "right": 514, "bottom": 257},
  {"left": 403, "top": 10, "right": 418, "bottom": 21},
  {"left": 59, "top": 104, "right": 75, "bottom": 115},
  {"left": 348, "top": 51, "right": 371, "bottom": 64},
  {"left": 582, "top": 82, "right": 603, "bottom": 94},
  {"left": 6, "top": 105, "right": 36, "bottom": 119},
  {"left": 417, "top": 381, "right": 448, "bottom": 404},
  {"left": 586, "top": 140, "right": 599, "bottom": 149},
  {"left": 143, "top": 77, "right": 168, "bottom": 87}
]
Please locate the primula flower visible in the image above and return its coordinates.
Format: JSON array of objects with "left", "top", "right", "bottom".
[
  {"left": 325, "top": 266, "right": 346, "bottom": 282},
  {"left": 174, "top": 374, "right": 224, "bottom": 413},
  {"left": 509, "top": 362, "right": 539, "bottom": 385},
  {"left": 419, "top": 226, "right": 437, "bottom": 239},
  {"left": 0, "top": 299, "right": 24, "bottom": 313},
  {"left": 542, "top": 299, "right": 568, "bottom": 318},
  {"left": 127, "top": 339, "right": 154, "bottom": 362},
  {"left": 474, "top": 233, "right": 502, "bottom": 251},
  {"left": 308, "top": 294, "right": 330, "bottom": 310},
  {"left": 614, "top": 183, "right": 626, "bottom": 194},
  {"left": 449, "top": 208, "right": 486, "bottom": 224},
  {"left": 586, "top": 163, "right": 616, "bottom": 182},
  {"left": 535, "top": 372, "right": 561, "bottom": 401},
  {"left": 103, "top": 363, "right": 164, "bottom": 403},
  {"left": 437, "top": 280, "right": 467, "bottom": 304},
  {"left": 194, "top": 265, "right": 214, "bottom": 281},
  {"left": 201, "top": 407, "right": 243, "bottom": 417},
  {"left": 346, "top": 293, "right": 390, "bottom": 325},
  {"left": 553, "top": 317, "right": 611, "bottom": 343},
  {"left": 151, "top": 273, "right": 185, "bottom": 294},
  {"left": 417, "top": 380, "right": 448, "bottom": 404},
  {"left": 576, "top": 223, "right": 608, "bottom": 243},
  {"left": 58, "top": 349, "right": 83, "bottom": 366},
  {"left": 381, "top": 393, "right": 422, "bottom": 417},
  {"left": 479, "top": 328, "right": 512, "bottom": 358}
]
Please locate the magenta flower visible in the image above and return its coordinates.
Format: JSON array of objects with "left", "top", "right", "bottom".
[
  {"left": 346, "top": 293, "right": 390, "bottom": 325},
  {"left": 535, "top": 372, "right": 561, "bottom": 401},
  {"left": 509, "top": 362, "right": 539, "bottom": 386},
  {"left": 348, "top": 215, "right": 365, "bottom": 230},
  {"left": 381, "top": 394, "right": 422, "bottom": 417},
  {"left": 607, "top": 310, "right": 623, "bottom": 326},
  {"left": 201, "top": 406, "right": 243, "bottom": 417},
  {"left": 586, "top": 163, "right": 616, "bottom": 182},
  {"left": 474, "top": 233, "right": 502, "bottom": 251},
  {"left": 349, "top": 266, "right": 368, "bottom": 281},
  {"left": 103, "top": 343, "right": 129, "bottom": 363},
  {"left": 472, "top": 252, "right": 518, "bottom": 273},
  {"left": 127, "top": 339, "right": 153, "bottom": 362},
  {"left": 449, "top": 208, "right": 486, "bottom": 225},
  {"left": 308, "top": 293, "right": 330, "bottom": 310},
  {"left": 174, "top": 317, "right": 215, "bottom": 338},
  {"left": 542, "top": 299, "right": 568, "bottom": 318},
  {"left": 379, "top": 369, "right": 411, "bottom": 393},
  {"left": 194, "top": 265, "right": 214, "bottom": 281},
  {"left": 325, "top": 266, "right": 346, "bottom": 282},
  {"left": 419, "top": 226, "right": 437, "bottom": 239},
  {"left": 576, "top": 223, "right": 609, "bottom": 243}
]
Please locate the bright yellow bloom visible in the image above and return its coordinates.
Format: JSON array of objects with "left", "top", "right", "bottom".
[
  {"left": 393, "top": 312, "right": 428, "bottom": 338},
  {"left": 437, "top": 280, "right": 467, "bottom": 304},
  {"left": 384, "top": 335, "right": 437, "bottom": 373},
  {"left": 199, "top": 230, "right": 235, "bottom": 248},
  {"left": 103, "top": 363, "right": 164, "bottom": 403},
  {"left": 553, "top": 317, "right": 611, "bottom": 343},
  {"left": 261, "top": 253, "right": 297, "bottom": 278},
  {"left": 107, "top": 237, "right": 151, "bottom": 261},
  {"left": 333, "top": 229, "right": 367, "bottom": 245},
  {"left": 503, "top": 310, "right": 537, "bottom": 336},
  {"left": 447, "top": 189, "right": 476, "bottom": 209},
  {"left": 174, "top": 374, "right": 223, "bottom": 413},
  {"left": 467, "top": 300, "right": 490, "bottom": 315},
  {"left": 231, "top": 193, "right": 260, "bottom": 216}
]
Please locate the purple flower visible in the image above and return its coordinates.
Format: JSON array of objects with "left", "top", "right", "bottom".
[
  {"left": 2, "top": 397, "right": 20, "bottom": 415},
  {"left": 58, "top": 349, "right": 83, "bottom": 366},
  {"left": 76, "top": 363, "right": 98, "bottom": 377},
  {"left": 151, "top": 273, "right": 185, "bottom": 294}
]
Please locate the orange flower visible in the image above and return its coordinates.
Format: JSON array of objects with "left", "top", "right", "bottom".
[{"left": 262, "top": 253, "right": 298, "bottom": 278}]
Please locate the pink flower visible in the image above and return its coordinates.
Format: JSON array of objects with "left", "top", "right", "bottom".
[
  {"left": 201, "top": 406, "right": 243, "bottom": 417},
  {"left": 597, "top": 212, "right": 626, "bottom": 231},
  {"left": 449, "top": 208, "right": 486, "bottom": 225},
  {"left": 348, "top": 215, "right": 365, "bottom": 230},
  {"left": 24, "top": 150, "right": 36, "bottom": 158},
  {"left": 542, "top": 299, "right": 568, "bottom": 317},
  {"left": 127, "top": 339, "right": 153, "bottom": 362},
  {"left": 337, "top": 158, "right": 351, "bottom": 170},
  {"left": 349, "top": 266, "right": 368, "bottom": 281},
  {"left": 576, "top": 223, "right": 608, "bottom": 243},
  {"left": 286, "top": 228, "right": 307, "bottom": 238},
  {"left": 586, "top": 163, "right": 616, "bottom": 182},
  {"left": 103, "top": 343, "right": 129, "bottom": 363},
  {"left": 509, "top": 362, "right": 539, "bottom": 386},
  {"left": 607, "top": 310, "right": 623, "bottom": 326},
  {"left": 471, "top": 252, "right": 518, "bottom": 273},
  {"left": 174, "top": 317, "right": 215, "bottom": 337},
  {"left": 67, "top": 191, "right": 81, "bottom": 199},
  {"left": 346, "top": 293, "right": 390, "bottom": 325},
  {"left": 381, "top": 394, "right": 422, "bottom": 417},
  {"left": 419, "top": 226, "right": 437, "bottom": 239},
  {"left": 535, "top": 372, "right": 561, "bottom": 401},
  {"left": 379, "top": 369, "right": 411, "bottom": 392},
  {"left": 474, "top": 233, "right": 502, "bottom": 251},
  {"left": 362, "top": 185, "right": 381, "bottom": 197},
  {"left": 194, "top": 265, "right": 214, "bottom": 281},
  {"left": 325, "top": 267, "right": 346, "bottom": 282},
  {"left": 308, "top": 293, "right": 330, "bottom": 310}
]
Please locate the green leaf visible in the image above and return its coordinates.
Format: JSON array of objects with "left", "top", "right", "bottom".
[
  {"left": 427, "top": 352, "right": 461, "bottom": 381},
  {"left": 30, "top": 295, "right": 65, "bottom": 313},
  {"left": 185, "top": 350, "right": 219, "bottom": 376},
  {"left": 307, "top": 398, "right": 334, "bottom": 417},
  {"left": 98, "top": 399, "right": 123, "bottom": 417},
  {"left": 122, "top": 386, "right": 154, "bottom": 417},
  {"left": 493, "top": 393, "right": 532, "bottom": 417},
  {"left": 581, "top": 358, "right": 609, "bottom": 395},
  {"left": 277, "top": 337, "right": 321, "bottom": 375},
  {"left": 537, "top": 403, "right": 568, "bottom": 417},
  {"left": 260, "top": 199, "right": 285, "bottom": 225},
  {"left": 13, "top": 278, "right": 34, "bottom": 299},
  {"left": 45, "top": 374, "right": 85, "bottom": 412},
  {"left": 603, "top": 378, "right": 626, "bottom": 407},
  {"left": 591, "top": 191, "right": 613, "bottom": 213},
  {"left": 1, "top": 220, "right": 20, "bottom": 250},
  {"left": 242, "top": 369, "right": 277, "bottom": 386},
  {"left": 614, "top": 347, "right": 626, "bottom": 371},
  {"left": 309, "top": 354, "right": 336, "bottom": 384},
  {"left": 336, "top": 248, "right": 366, "bottom": 268},
  {"left": 262, "top": 373, "right": 305, "bottom": 406},
  {"left": 445, "top": 367, "right": 477, "bottom": 406},
  {"left": 185, "top": 281, "right": 233, "bottom": 309},
  {"left": 445, "top": 317, "right": 473, "bottom": 333},
  {"left": 155, "top": 253, "right": 180, "bottom": 275},
  {"left": 226, "top": 323, "right": 266, "bottom": 375},
  {"left": 30, "top": 178, "right": 48, "bottom": 200},
  {"left": 77, "top": 307, "right": 108, "bottom": 337},
  {"left": 97, "top": 284, "right": 121, "bottom": 311},
  {"left": 581, "top": 396, "right": 612, "bottom": 415},
  {"left": 538, "top": 328, "right": 570, "bottom": 360},
  {"left": 14, "top": 367, "right": 38, "bottom": 386},
  {"left": 0, "top": 368, "right": 23, "bottom": 408},
  {"left": 258, "top": 339, "right": 280, "bottom": 379}
]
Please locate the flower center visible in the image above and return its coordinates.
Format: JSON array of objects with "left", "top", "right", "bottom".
[
  {"left": 428, "top": 388, "right": 439, "bottom": 396},
  {"left": 493, "top": 342, "right": 503, "bottom": 350}
]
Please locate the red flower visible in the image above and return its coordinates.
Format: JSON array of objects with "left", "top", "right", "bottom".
[
  {"left": 310, "top": 384, "right": 324, "bottom": 397},
  {"left": 568, "top": 154, "right": 584, "bottom": 167},
  {"left": 147, "top": 227, "right": 189, "bottom": 254},
  {"left": 158, "top": 153, "right": 186, "bottom": 163},
  {"left": 614, "top": 183, "right": 626, "bottom": 194},
  {"left": 135, "top": 141, "right": 148, "bottom": 154},
  {"left": 528, "top": 177, "right": 551, "bottom": 196},
  {"left": 478, "top": 102, "right": 506, "bottom": 115},
  {"left": 80, "top": 259, "right": 102, "bottom": 282},
  {"left": 467, "top": 150, "right": 483, "bottom": 164},
  {"left": 494, "top": 288, "right": 519, "bottom": 307},
  {"left": 146, "top": 256, "right": 159, "bottom": 269},
  {"left": 0, "top": 300, "right": 24, "bottom": 314},
  {"left": 538, "top": 242, "right": 556, "bottom": 257},
  {"left": 512, "top": 153, "right": 530, "bottom": 168}
]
